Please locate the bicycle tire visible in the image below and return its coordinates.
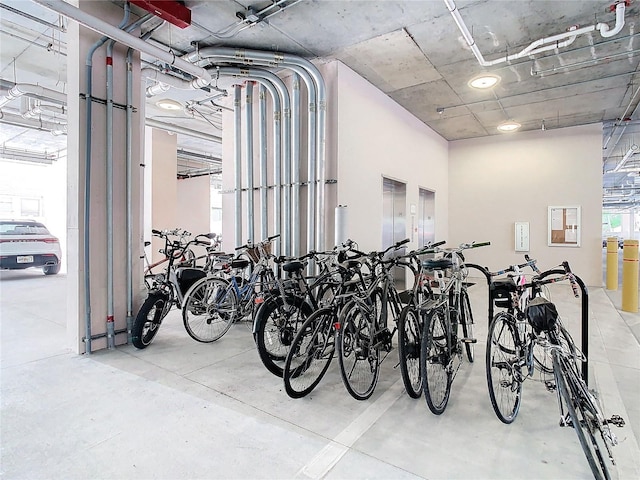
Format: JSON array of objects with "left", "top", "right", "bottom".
[
  {"left": 337, "top": 299, "right": 380, "bottom": 401},
  {"left": 420, "top": 306, "right": 452, "bottom": 415},
  {"left": 132, "top": 293, "right": 169, "bottom": 349},
  {"left": 255, "top": 295, "right": 313, "bottom": 377},
  {"left": 182, "top": 277, "right": 237, "bottom": 343},
  {"left": 553, "top": 353, "right": 614, "bottom": 480},
  {"left": 398, "top": 305, "right": 422, "bottom": 398},
  {"left": 486, "top": 312, "right": 523, "bottom": 424},
  {"left": 283, "top": 307, "right": 336, "bottom": 399},
  {"left": 533, "top": 324, "right": 575, "bottom": 375},
  {"left": 459, "top": 287, "right": 474, "bottom": 363}
]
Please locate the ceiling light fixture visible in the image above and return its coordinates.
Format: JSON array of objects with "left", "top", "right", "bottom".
[
  {"left": 468, "top": 74, "right": 501, "bottom": 89},
  {"left": 497, "top": 120, "right": 521, "bottom": 133},
  {"left": 156, "top": 99, "right": 183, "bottom": 111}
]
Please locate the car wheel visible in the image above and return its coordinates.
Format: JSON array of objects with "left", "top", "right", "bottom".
[{"left": 43, "top": 264, "right": 61, "bottom": 275}]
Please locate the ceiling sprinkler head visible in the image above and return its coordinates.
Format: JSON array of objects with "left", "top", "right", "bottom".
[{"left": 437, "top": 107, "right": 444, "bottom": 115}]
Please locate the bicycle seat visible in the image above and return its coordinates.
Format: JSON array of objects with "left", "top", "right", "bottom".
[
  {"left": 282, "top": 260, "right": 304, "bottom": 273},
  {"left": 231, "top": 258, "right": 250, "bottom": 269},
  {"left": 422, "top": 258, "right": 453, "bottom": 270}
]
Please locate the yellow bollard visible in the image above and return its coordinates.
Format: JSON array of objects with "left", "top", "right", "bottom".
[
  {"left": 622, "top": 239, "right": 639, "bottom": 313},
  {"left": 606, "top": 237, "right": 619, "bottom": 290}
]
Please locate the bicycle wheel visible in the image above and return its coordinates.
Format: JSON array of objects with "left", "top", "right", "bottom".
[
  {"left": 398, "top": 305, "right": 422, "bottom": 398},
  {"left": 182, "top": 278, "right": 237, "bottom": 342},
  {"left": 553, "top": 353, "right": 615, "bottom": 480},
  {"left": 486, "top": 312, "right": 523, "bottom": 424},
  {"left": 459, "top": 287, "right": 474, "bottom": 362},
  {"left": 420, "top": 306, "right": 452, "bottom": 415},
  {"left": 337, "top": 300, "right": 380, "bottom": 401},
  {"left": 283, "top": 307, "right": 336, "bottom": 399},
  {"left": 255, "top": 295, "right": 313, "bottom": 377},
  {"left": 132, "top": 293, "right": 170, "bottom": 349},
  {"left": 533, "top": 324, "right": 576, "bottom": 375}
]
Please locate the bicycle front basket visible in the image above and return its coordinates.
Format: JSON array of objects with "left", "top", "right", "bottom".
[
  {"left": 525, "top": 297, "right": 558, "bottom": 333},
  {"left": 246, "top": 247, "right": 260, "bottom": 263},
  {"left": 261, "top": 241, "right": 273, "bottom": 257}
]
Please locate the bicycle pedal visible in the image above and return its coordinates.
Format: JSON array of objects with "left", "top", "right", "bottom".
[
  {"left": 545, "top": 381, "right": 557, "bottom": 392},
  {"left": 461, "top": 337, "right": 477, "bottom": 344},
  {"left": 607, "top": 415, "right": 625, "bottom": 427}
]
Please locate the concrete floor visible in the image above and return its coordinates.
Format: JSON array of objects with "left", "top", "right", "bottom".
[{"left": 1, "top": 263, "right": 639, "bottom": 479}]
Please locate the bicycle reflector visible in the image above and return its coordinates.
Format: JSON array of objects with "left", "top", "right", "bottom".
[{"left": 525, "top": 297, "right": 559, "bottom": 333}]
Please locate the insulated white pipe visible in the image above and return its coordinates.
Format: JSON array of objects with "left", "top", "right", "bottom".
[
  {"left": 142, "top": 67, "right": 207, "bottom": 94},
  {"left": 32, "top": 0, "right": 212, "bottom": 87},
  {"left": 598, "top": 2, "right": 626, "bottom": 38},
  {"left": 21, "top": 98, "right": 66, "bottom": 119},
  {"left": 0, "top": 83, "right": 66, "bottom": 108},
  {"left": 444, "top": 0, "right": 626, "bottom": 67}
]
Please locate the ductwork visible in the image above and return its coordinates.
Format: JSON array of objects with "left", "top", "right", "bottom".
[{"left": 444, "top": 0, "right": 627, "bottom": 68}]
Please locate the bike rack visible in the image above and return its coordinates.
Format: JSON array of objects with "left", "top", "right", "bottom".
[{"left": 465, "top": 263, "right": 590, "bottom": 386}]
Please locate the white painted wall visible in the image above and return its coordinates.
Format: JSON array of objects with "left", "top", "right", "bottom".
[
  {"left": 334, "top": 61, "right": 449, "bottom": 252},
  {"left": 448, "top": 123, "right": 602, "bottom": 286}
]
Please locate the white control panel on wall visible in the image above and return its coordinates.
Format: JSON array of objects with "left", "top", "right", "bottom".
[{"left": 515, "top": 222, "right": 530, "bottom": 252}]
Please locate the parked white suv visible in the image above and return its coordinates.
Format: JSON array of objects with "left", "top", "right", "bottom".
[{"left": 0, "top": 220, "right": 62, "bottom": 275}]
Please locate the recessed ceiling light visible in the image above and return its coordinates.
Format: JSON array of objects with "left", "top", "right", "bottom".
[
  {"left": 497, "top": 120, "right": 521, "bottom": 133},
  {"left": 468, "top": 74, "right": 501, "bottom": 89},
  {"left": 156, "top": 99, "right": 183, "bottom": 111}
]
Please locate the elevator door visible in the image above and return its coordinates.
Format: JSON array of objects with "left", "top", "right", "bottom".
[
  {"left": 382, "top": 177, "right": 407, "bottom": 290},
  {"left": 418, "top": 188, "right": 435, "bottom": 247}
]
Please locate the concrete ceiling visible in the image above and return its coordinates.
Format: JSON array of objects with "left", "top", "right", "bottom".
[{"left": 1, "top": 0, "right": 639, "bottom": 208}]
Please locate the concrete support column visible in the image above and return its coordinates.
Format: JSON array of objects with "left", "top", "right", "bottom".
[{"left": 67, "top": 0, "right": 144, "bottom": 353}]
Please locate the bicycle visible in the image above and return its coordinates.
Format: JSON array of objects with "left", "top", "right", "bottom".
[
  {"left": 282, "top": 241, "right": 372, "bottom": 398},
  {"left": 181, "top": 235, "right": 279, "bottom": 343},
  {"left": 474, "top": 256, "right": 566, "bottom": 423},
  {"left": 397, "top": 240, "right": 447, "bottom": 398},
  {"left": 419, "top": 241, "right": 490, "bottom": 414},
  {"left": 143, "top": 228, "right": 194, "bottom": 289},
  {"left": 485, "top": 260, "right": 625, "bottom": 479},
  {"left": 132, "top": 230, "right": 216, "bottom": 349},
  {"left": 336, "top": 238, "right": 416, "bottom": 400},
  {"left": 253, "top": 248, "right": 344, "bottom": 377}
]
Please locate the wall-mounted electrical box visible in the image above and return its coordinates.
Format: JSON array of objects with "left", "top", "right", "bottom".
[{"left": 515, "top": 222, "right": 530, "bottom": 252}]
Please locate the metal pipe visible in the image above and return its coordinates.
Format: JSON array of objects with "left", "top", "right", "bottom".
[
  {"left": 0, "top": 2, "right": 66, "bottom": 32},
  {"left": 126, "top": 47, "right": 135, "bottom": 344},
  {"left": 144, "top": 118, "right": 222, "bottom": 142},
  {"left": 104, "top": 3, "right": 131, "bottom": 350},
  {"left": 33, "top": 0, "right": 212, "bottom": 88},
  {"left": 443, "top": 0, "right": 626, "bottom": 68},
  {"left": 216, "top": 67, "right": 289, "bottom": 255},
  {"left": 245, "top": 81, "right": 255, "bottom": 243},
  {"left": 291, "top": 73, "right": 300, "bottom": 257},
  {"left": 0, "top": 83, "right": 66, "bottom": 108},
  {"left": 125, "top": 18, "right": 162, "bottom": 345},
  {"left": 234, "top": 85, "right": 242, "bottom": 247},
  {"left": 183, "top": 47, "right": 326, "bottom": 250},
  {"left": 258, "top": 84, "right": 268, "bottom": 241}
]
